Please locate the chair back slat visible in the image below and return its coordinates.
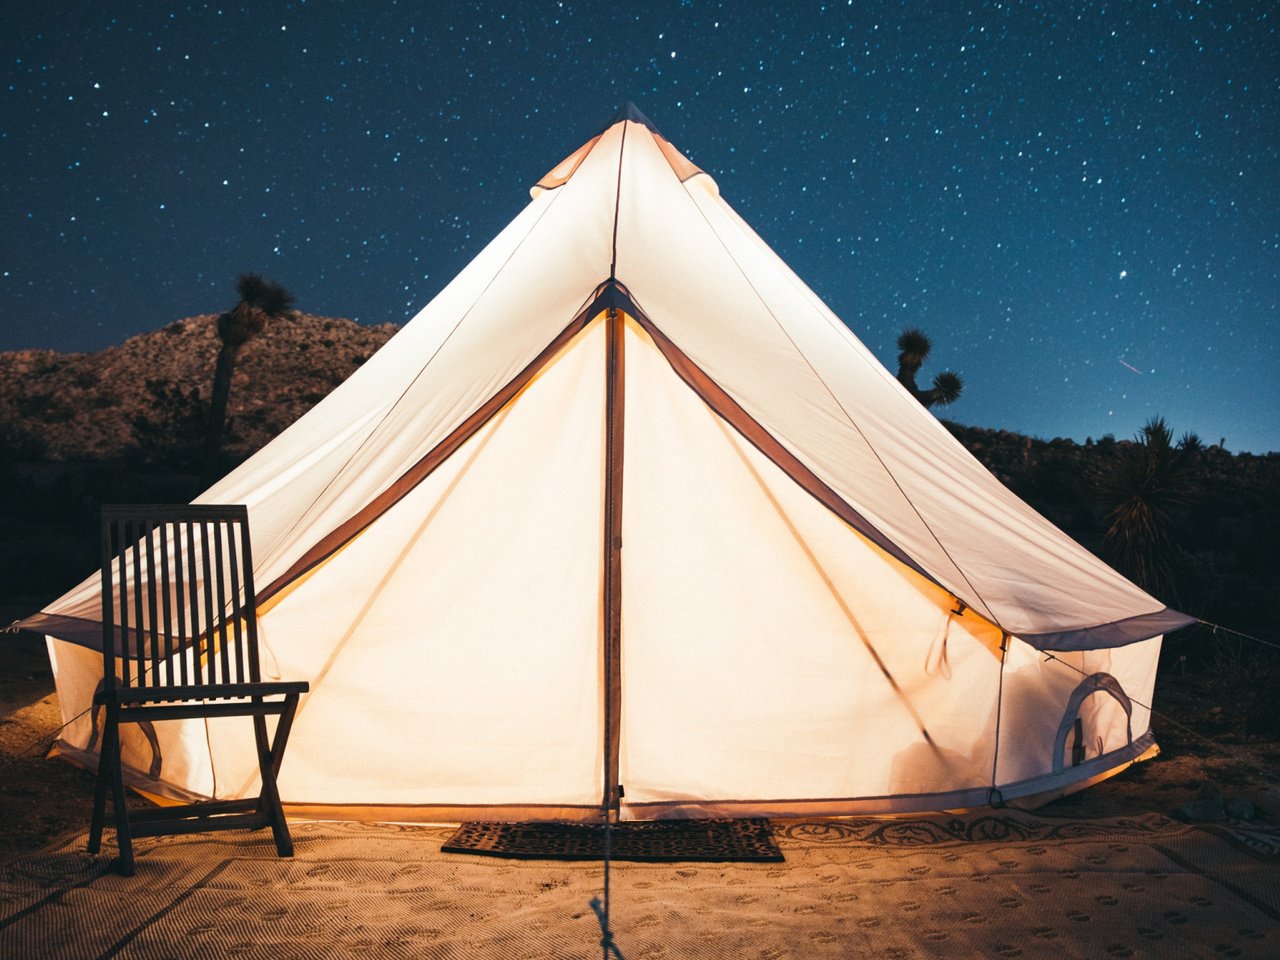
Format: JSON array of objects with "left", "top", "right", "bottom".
[
  {"left": 100, "top": 505, "right": 259, "bottom": 698},
  {"left": 240, "top": 527, "right": 261, "bottom": 684},
  {"left": 129, "top": 529, "right": 144, "bottom": 686},
  {"left": 211, "top": 522, "right": 228, "bottom": 685},
  {"left": 142, "top": 521, "right": 161, "bottom": 688},
  {"left": 226, "top": 528, "right": 245, "bottom": 684},
  {"left": 169, "top": 521, "right": 188, "bottom": 686},
  {"left": 200, "top": 519, "right": 219, "bottom": 684},
  {"left": 156, "top": 523, "right": 174, "bottom": 685},
  {"left": 185, "top": 520, "right": 203, "bottom": 686}
]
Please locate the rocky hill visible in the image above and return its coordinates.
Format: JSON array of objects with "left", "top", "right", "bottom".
[{"left": 0, "top": 313, "right": 398, "bottom": 461}]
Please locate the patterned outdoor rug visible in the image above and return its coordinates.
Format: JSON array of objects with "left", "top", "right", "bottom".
[
  {"left": 441, "top": 818, "right": 783, "bottom": 862},
  {"left": 1, "top": 811, "right": 1277, "bottom": 958}
]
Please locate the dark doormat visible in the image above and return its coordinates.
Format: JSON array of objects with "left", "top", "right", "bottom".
[{"left": 441, "top": 818, "right": 783, "bottom": 862}]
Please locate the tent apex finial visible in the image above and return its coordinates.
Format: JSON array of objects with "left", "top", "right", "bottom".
[{"left": 611, "top": 102, "right": 658, "bottom": 132}]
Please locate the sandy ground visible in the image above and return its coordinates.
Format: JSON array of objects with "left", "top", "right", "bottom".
[
  {"left": 6, "top": 813, "right": 1280, "bottom": 959},
  {"left": 2, "top": 625, "right": 1279, "bottom": 862}
]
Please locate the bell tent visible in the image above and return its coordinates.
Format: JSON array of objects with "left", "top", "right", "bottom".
[{"left": 21, "top": 105, "right": 1191, "bottom": 821}]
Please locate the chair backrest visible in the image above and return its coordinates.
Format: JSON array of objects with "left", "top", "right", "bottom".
[{"left": 100, "top": 504, "right": 261, "bottom": 695}]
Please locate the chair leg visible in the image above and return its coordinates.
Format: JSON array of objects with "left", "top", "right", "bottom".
[
  {"left": 268, "top": 694, "right": 300, "bottom": 778},
  {"left": 87, "top": 718, "right": 114, "bottom": 855},
  {"left": 253, "top": 713, "right": 292, "bottom": 858},
  {"left": 104, "top": 711, "right": 135, "bottom": 876}
]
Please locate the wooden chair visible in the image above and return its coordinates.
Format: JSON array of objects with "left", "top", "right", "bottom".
[{"left": 89, "top": 504, "right": 309, "bottom": 875}]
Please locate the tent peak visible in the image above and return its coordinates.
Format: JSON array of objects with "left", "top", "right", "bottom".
[
  {"left": 609, "top": 102, "right": 659, "bottom": 134},
  {"left": 532, "top": 105, "right": 715, "bottom": 198}
]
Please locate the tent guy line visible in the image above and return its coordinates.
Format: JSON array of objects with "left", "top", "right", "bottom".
[
  {"left": 251, "top": 183, "right": 573, "bottom": 581},
  {"left": 672, "top": 154, "right": 1006, "bottom": 630}
]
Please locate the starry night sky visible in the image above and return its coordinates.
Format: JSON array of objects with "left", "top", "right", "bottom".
[{"left": 3, "top": 2, "right": 1277, "bottom": 451}]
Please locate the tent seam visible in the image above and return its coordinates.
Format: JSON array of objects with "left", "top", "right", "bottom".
[
  {"left": 257, "top": 169, "right": 581, "bottom": 573},
  {"left": 609, "top": 119, "right": 628, "bottom": 280},
  {"left": 706, "top": 205, "right": 1163, "bottom": 628},
  {"left": 674, "top": 174, "right": 1006, "bottom": 632},
  {"left": 256, "top": 312, "right": 596, "bottom": 603}
]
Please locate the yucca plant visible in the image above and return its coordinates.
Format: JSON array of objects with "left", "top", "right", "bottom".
[
  {"left": 205, "top": 274, "right": 296, "bottom": 472},
  {"left": 895, "top": 328, "right": 963, "bottom": 409},
  {"left": 1178, "top": 431, "right": 1204, "bottom": 455},
  {"left": 1093, "top": 416, "right": 1196, "bottom": 602},
  {"left": 926, "top": 370, "right": 965, "bottom": 407}
]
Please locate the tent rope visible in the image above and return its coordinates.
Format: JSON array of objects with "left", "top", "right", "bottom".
[
  {"left": 0, "top": 703, "right": 92, "bottom": 769},
  {"left": 1, "top": 635, "right": 228, "bottom": 801},
  {"left": 4, "top": 623, "right": 92, "bottom": 764},
  {"left": 1, "top": 628, "right": 163, "bottom": 770},
  {"left": 988, "top": 632, "right": 1010, "bottom": 807},
  {"left": 252, "top": 167, "right": 578, "bottom": 576},
  {"left": 0, "top": 623, "right": 174, "bottom": 765},
  {"left": 589, "top": 891, "right": 624, "bottom": 959},
  {"left": 590, "top": 808, "right": 625, "bottom": 960},
  {"left": 1195, "top": 618, "right": 1280, "bottom": 653},
  {"left": 673, "top": 172, "right": 1008, "bottom": 638}
]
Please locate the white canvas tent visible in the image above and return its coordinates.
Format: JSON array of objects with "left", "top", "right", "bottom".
[{"left": 22, "top": 105, "right": 1191, "bottom": 820}]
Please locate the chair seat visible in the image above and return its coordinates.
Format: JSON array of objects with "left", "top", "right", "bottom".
[{"left": 97, "top": 680, "right": 310, "bottom": 706}]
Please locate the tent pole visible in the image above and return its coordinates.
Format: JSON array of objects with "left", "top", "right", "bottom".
[{"left": 603, "top": 307, "right": 625, "bottom": 820}]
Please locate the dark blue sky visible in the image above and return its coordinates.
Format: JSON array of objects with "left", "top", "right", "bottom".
[{"left": 2, "top": 2, "right": 1277, "bottom": 451}]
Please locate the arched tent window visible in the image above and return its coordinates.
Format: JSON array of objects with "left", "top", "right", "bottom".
[{"left": 1052, "top": 673, "right": 1133, "bottom": 773}]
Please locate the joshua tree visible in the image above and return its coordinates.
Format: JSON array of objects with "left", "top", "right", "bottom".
[
  {"left": 1178, "top": 431, "right": 1204, "bottom": 456},
  {"left": 895, "top": 328, "right": 964, "bottom": 409},
  {"left": 1092, "top": 416, "right": 1196, "bottom": 602},
  {"left": 204, "top": 273, "right": 295, "bottom": 472}
]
